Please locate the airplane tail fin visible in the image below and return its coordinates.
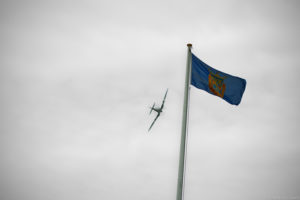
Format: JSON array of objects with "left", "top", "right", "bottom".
[{"left": 149, "top": 103, "right": 155, "bottom": 115}]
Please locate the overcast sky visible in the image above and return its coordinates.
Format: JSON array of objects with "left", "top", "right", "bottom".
[{"left": 1, "top": 0, "right": 300, "bottom": 200}]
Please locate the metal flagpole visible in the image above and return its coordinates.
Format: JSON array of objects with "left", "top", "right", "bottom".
[{"left": 176, "top": 43, "right": 192, "bottom": 200}]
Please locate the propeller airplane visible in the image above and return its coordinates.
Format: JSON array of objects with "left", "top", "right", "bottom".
[{"left": 148, "top": 89, "right": 168, "bottom": 131}]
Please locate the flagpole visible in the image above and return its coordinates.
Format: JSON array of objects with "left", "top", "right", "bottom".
[{"left": 176, "top": 43, "right": 192, "bottom": 200}]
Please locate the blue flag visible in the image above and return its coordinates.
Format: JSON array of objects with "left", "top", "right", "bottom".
[{"left": 191, "top": 53, "right": 246, "bottom": 105}]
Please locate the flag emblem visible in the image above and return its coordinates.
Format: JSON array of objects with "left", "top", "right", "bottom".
[{"left": 208, "top": 71, "right": 226, "bottom": 98}]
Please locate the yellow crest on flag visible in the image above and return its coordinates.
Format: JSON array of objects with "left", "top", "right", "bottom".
[{"left": 208, "top": 71, "right": 226, "bottom": 98}]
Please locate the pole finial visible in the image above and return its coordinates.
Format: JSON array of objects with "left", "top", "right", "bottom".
[{"left": 187, "top": 43, "right": 192, "bottom": 48}]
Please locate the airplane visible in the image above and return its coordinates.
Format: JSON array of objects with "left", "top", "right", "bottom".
[{"left": 148, "top": 89, "right": 168, "bottom": 131}]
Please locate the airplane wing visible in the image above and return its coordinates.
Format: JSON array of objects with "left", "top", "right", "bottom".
[
  {"left": 148, "top": 113, "right": 160, "bottom": 131},
  {"left": 160, "top": 89, "right": 168, "bottom": 110}
]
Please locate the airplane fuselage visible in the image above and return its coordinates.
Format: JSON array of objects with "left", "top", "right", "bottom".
[{"left": 152, "top": 107, "right": 162, "bottom": 114}]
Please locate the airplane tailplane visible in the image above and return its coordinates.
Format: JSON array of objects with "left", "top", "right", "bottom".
[{"left": 149, "top": 103, "right": 155, "bottom": 115}]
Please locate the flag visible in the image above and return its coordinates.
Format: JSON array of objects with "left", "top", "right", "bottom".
[{"left": 191, "top": 53, "right": 246, "bottom": 105}]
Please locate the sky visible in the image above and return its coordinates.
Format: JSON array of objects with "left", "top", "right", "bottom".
[{"left": 1, "top": 0, "right": 300, "bottom": 200}]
